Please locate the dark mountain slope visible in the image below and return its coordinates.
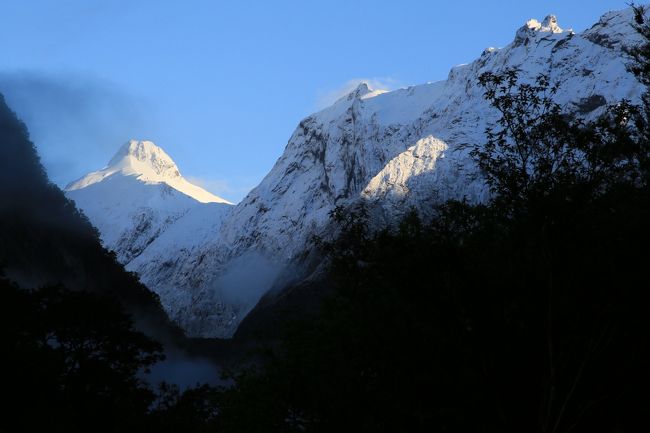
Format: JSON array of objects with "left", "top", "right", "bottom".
[{"left": 0, "top": 93, "right": 183, "bottom": 342}]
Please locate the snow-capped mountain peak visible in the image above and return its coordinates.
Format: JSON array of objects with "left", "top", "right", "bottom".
[
  {"left": 346, "top": 82, "right": 373, "bottom": 100},
  {"left": 523, "top": 15, "right": 564, "bottom": 34},
  {"left": 540, "top": 15, "right": 563, "bottom": 33},
  {"left": 515, "top": 14, "right": 568, "bottom": 45},
  {"left": 65, "top": 140, "right": 234, "bottom": 318},
  {"left": 107, "top": 139, "right": 181, "bottom": 180},
  {"left": 334, "top": 82, "right": 389, "bottom": 105},
  {"left": 67, "top": 139, "right": 231, "bottom": 205}
]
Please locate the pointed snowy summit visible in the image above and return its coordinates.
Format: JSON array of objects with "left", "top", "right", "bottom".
[
  {"left": 515, "top": 14, "right": 567, "bottom": 44},
  {"left": 66, "top": 139, "right": 232, "bottom": 204},
  {"left": 106, "top": 140, "right": 182, "bottom": 180},
  {"left": 541, "top": 15, "right": 563, "bottom": 33},
  {"left": 331, "top": 82, "right": 375, "bottom": 106}
]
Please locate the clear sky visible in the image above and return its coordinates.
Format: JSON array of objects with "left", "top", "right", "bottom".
[{"left": 0, "top": 0, "right": 632, "bottom": 202}]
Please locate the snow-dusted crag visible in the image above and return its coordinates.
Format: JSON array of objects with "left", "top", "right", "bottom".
[{"left": 69, "top": 8, "right": 644, "bottom": 338}]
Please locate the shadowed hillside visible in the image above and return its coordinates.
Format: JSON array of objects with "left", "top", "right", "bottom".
[{"left": 0, "top": 92, "right": 184, "bottom": 342}]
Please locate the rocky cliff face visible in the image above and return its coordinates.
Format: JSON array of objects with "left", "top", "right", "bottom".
[{"left": 69, "top": 8, "right": 644, "bottom": 338}]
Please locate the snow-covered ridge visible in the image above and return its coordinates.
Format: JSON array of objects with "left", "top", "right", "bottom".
[
  {"left": 67, "top": 139, "right": 231, "bottom": 205},
  {"left": 206, "top": 7, "right": 641, "bottom": 334},
  {"left": 68, "top": 7, "right": 645, "bottom": 338}
]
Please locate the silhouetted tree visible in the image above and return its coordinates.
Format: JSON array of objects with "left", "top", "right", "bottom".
[
  {"left": 473, "top": 69, "right": 646, "bottom": 218},
  {"left": 0, "top": 278, "right": 165, "bottom": 433},
  {"left": 148, "top": 383, "right": 221, "bottom": 433}
]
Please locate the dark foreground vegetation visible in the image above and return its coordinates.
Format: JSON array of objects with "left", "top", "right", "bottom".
[{"left": 2, "top": 6, "right": 650, "bottom": 433}]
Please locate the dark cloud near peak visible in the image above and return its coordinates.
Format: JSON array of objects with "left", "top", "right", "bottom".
[{"left": 0, "top": 70, "right": 156, "bottom": 186}]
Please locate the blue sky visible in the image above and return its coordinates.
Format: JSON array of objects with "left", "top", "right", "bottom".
[{"left": 0, "top": 0, "right": 631, "bottom": 202}]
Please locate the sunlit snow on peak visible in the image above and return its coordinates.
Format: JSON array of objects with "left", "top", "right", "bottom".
[{"left": 66, "top": 139, "right": 232, "bottom": 205}]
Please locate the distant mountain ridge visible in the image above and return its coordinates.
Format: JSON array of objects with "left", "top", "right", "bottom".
[{"left": 68, "top": 7, "right": 645, "bottom": 338}]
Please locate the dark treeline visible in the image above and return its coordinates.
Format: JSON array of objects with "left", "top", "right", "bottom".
[
  {"left": 0, "top": 279, "right": 163, "bottom": 432},
  {"left": 2, "top": 6, "right": 650, "bottom": 433}
]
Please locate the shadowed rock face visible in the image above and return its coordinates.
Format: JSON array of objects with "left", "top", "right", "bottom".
[{"left": 68, "top": 7, "right": 645, "bottom": 339}]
